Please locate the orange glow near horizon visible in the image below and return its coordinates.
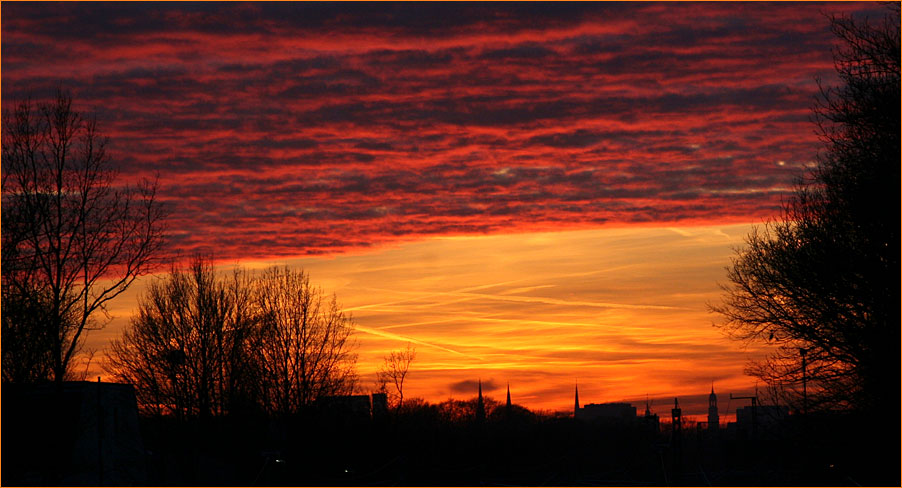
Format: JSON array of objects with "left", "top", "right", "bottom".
[{"left": 90, "top": 223, "right": 767, "bottom": 418}]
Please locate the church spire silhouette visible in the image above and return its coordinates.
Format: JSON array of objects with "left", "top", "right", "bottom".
[
  {"left": 476, "top": 378, "right": 486, "bottom": 422},
  {"left": 506, "top": 382, "right": 512, "bottom": 409},
  {"left": 574, "top": 380, "right": 580, "bottom": 416}
]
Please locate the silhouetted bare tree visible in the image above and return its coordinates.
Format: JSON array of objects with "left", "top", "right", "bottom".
[
  {"left": 255, "top": 266, "right": 358, "bottom": 415},
  {"left": 713, "top": 8, "right": 899, "bottom": 414},
  {"left": 377, "top": 342, "right": 416, "bottom": 410},
  {"left": 106, "top": 257, "right": 258, "bottom": 419},
  {"left": 107, "top": 262, "right": 358, "bottom": 418},
  {"left": 2, "top": 91, "right": 166, "bottom": 384}
]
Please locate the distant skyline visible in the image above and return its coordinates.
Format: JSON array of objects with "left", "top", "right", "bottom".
[{"left": 2, "top": 2, "right": 882, "bottom": 416}]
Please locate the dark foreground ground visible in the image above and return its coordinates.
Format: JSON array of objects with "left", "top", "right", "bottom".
[
  {"left": 6, "top": 405, "right": 899, "bottom": 485},
  {"left": 135, "top": 411, "right": 897, "bottom": 486}
]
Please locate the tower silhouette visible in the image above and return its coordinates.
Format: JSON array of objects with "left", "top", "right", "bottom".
[
  {"left": 573, "top": 381, "right": 580, "bottom": 417},
  {"left": 476, "top": 379, "right": 486, "bottom": 422},
  {"left": 671, "top": 397, "right": 683, "bottom": 478},
  {"left": 506, "top": 383, "right": 512, "bottom": 409},
  {"left": 708, "top": 385, "right": 720, "bottom": 432}
]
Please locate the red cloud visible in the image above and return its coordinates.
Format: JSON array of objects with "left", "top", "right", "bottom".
[{"left": 1, "top": 2, "right": 876, "bottom": 260}]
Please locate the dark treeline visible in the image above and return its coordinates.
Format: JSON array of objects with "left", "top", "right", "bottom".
[{"left": 131, "top": 395, "right": 895, "bottom": 486}]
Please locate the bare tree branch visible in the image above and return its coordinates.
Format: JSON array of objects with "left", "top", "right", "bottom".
[
  {"left": 712, "top": 8, "right": 898, "bottom": 414},
  {"left": 377, "top": 342, "right": 416, "bottom": 410},
  {"left": 2, "top": 90, "right": 166, "bottom": 384}
]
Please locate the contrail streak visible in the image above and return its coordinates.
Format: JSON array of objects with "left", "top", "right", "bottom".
[{"left": 353, "top": 324, "right": 476, "bottom": 358}]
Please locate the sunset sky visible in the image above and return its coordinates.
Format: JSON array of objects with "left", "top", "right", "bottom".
[{"left": 1, "top": 1, "right": 882, "bottom": 417}]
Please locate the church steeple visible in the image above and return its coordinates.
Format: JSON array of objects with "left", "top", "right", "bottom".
[
  {"left": 506, "top": 382, "right": 512, "bottom": 409},
  {"left": 476, "top": 378, "right": 486, "bottom": 422},
  {"left": 574, "top": 380, "right": 580, "bottom": 416}
]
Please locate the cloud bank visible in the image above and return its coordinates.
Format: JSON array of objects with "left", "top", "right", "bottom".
[{"left": 2, "top": 2, "right": 879, "bottom": 258}]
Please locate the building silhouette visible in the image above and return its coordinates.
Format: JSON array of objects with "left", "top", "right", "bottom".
[
  {"left": 642, "top": 396, "right": 660, "bottom": 433},
  {"left": 318, "top": 392, "right": 389, "bottom": 418},
  {"left": 372, "top": 392, "right": 388, "bottom": 417},
  {"left": 3, "top": 381, "right": 147, "bottom": 485},
  {"left": 734, "top": 404, "right": 789, "bottom": 438},
  {"left": 577, "top": 402, "right": 637, "bottom": 420},
  {"left": 573, "top": 384, "right": 637, "bottom": 421}
]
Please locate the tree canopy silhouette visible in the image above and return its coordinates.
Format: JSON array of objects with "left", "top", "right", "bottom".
[
  {"left": 2, "top": 91, "right": 166, "bottom": 384},
  {"left": 106, "top": 258, "right": 358, "bottom": 418},
  {"left": 106, "top": 258, "right": 258, "bottom": 419},
  {"left": 255, "top": 265, "right": 358, "bottom": 415},
  {"left": 712, "top": 8, "right": 899, "bottom": 414}
]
